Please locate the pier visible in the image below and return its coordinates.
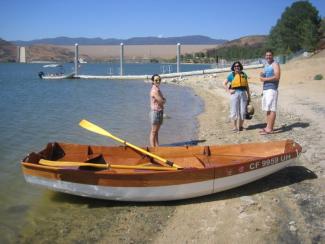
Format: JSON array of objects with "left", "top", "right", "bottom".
[
  {"left": 75, "top": 64, "right": 263, "bottom": 80},
  {"left": 40, "top": 42, "right": 263, "bottom": 80}
]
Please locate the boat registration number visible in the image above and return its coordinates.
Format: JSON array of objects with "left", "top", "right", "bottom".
[{"left": 249, "top": 154, "right": 291, "bottom": 170}]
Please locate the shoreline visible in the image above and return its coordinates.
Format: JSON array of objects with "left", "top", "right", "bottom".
[
  {"left": 4, "top": 53, "right": 324, "bottom": 243},
  {"left": 157, "top": 53, "right": 325, "bottom": 243}
]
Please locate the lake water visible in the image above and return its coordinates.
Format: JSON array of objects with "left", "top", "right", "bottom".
[{"left": 0, "top": 63, "right": 209, "bottom": 242}]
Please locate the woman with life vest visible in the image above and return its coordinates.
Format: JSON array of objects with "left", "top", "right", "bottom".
[{"left": 223, "top": 61, "right": 251, "bottom": 132}]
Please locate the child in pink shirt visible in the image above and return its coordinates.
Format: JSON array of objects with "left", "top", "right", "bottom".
[{"left": 150, "top": 74, "right": 166, "bottom": 147}]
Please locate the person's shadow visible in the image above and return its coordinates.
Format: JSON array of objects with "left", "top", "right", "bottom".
[{"left": 246, "top": 122, "right": 310, "bottom": 133}]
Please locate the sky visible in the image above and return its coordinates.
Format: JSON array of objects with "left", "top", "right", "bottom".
[{"left": 1, "top": 0, "right": 324, "bottom": 41}]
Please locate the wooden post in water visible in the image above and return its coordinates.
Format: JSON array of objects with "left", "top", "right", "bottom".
[
  {"left": 74, "top": 43, "right": 79, "bottom": 76},
  {"left": 177, "top": 43, "right": 181, "bottom": 73},
  {"left": 120, "top": 43, "right": 124, "bottom": 76}
]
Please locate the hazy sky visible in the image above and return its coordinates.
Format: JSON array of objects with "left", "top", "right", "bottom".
[{"left": 1, "top": 0, "right": 324, "bottom": 41}]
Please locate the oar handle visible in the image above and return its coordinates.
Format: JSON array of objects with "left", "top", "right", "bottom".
[{"left": 39, "top": 159, "right": 179, "bottom": 171}]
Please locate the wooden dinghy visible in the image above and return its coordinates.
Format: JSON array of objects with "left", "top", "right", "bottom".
[{"left": 21, "top": 139, "right": 302, "bottom": 201}]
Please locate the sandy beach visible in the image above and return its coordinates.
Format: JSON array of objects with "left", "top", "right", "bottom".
[{"left": 154, "top": 50, "right": 325, "bottom": 243}]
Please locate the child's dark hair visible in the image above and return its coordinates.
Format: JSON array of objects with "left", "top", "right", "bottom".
[
  {"left": 151, "top": 74, "right": 161, "bottom": 84},
  {"left": 231, "top": 61, "right": 243, "bottom": 71},
  {"left": 151, "top": 74, "right": 159, "bottom": 81}
]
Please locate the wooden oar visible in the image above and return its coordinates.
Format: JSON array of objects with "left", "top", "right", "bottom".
[
  {"left": 39, "top": 159, "right": 178, "bottom": 171},
  {"left": 79, "top": 119, "right": 182, "bottom": 169}
]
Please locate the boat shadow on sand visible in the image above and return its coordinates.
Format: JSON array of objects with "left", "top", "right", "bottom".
[
  {"left": 246, "top": 122, "right": 310, "bottom": 133},
  {"left": 49, "top": 164, "right": 316, "bottom": 207}
]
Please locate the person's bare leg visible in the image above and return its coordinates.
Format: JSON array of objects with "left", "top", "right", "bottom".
[
  {"left": 239, "top": 119, "right": 244, "bottom": 131},
  {"left": 150, "top": 124, "right": 160, "bottom": 147},
  {"left": 233, "top": 119, "right": 238, "bottom": 130},
  {"left": 268, "top": 111, "right": 276, "bottom": 131},
  {"left": 150, "top": 125, "right": 158, "bottom": 147},
  {"left": 265, "top": 111, "right": 276, "bottom": 132},
  {"left": 154, "top": 124, "right": 161, "bottom": 146}
]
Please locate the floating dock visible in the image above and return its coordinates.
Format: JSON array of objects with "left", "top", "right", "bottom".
[{"left": 74, "top": 64, "right": 263, "bottom": 80}]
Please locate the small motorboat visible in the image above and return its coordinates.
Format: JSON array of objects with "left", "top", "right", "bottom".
[
  {"left": 38, "top": 71, "right": 75, "bottom": 79},
  {"left": 21, "top": 134, "right": 302, "bottom": 201},
  {"left": 38, "top": 64, "right": 75, "bottom": 79}
]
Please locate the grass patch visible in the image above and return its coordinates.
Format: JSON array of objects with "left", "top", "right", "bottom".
[{"left": 314, "top": 74, "right": 323, "bottom": 80}]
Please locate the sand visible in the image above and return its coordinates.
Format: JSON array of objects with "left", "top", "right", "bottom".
[{"left": 154, "top": 50, "right": 325, "bottom": 243}]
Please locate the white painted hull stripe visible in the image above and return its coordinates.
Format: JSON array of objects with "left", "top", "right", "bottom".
[{"left": 25, "top": 159, "right": 294, "bottom": 201}]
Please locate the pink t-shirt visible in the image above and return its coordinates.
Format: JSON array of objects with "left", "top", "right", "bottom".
[{"left": 150, "top": 85, "right": 164, "bottom": 111}]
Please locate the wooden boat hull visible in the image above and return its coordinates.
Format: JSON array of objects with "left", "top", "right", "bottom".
[
  {"left": 21, "top": 140, "right": 301, "bottom": 201},
  {"left": 23, "top": 158, "right": 294, "bottom": 201}
]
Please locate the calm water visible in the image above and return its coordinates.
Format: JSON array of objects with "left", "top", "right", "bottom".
[{"left": 0, "top": 63, "right": 208, "bottom": 242}]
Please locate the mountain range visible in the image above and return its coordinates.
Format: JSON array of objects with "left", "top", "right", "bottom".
[
  {"left": 1, "top": 35, "right": 269, "bottom": 62},
  {"left": 13, "top": 35, "right": 226, "bottom": 46},
  {"left": 0, "top": 39, "right": 17, "bottom": 62}
]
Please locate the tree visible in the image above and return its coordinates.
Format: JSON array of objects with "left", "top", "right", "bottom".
[
  {"left": 301, "top": 19, "right": 319, "bottom": 51},
  {"left": 267, "top": 1, "right": 321, "bottom": 53},
  {"left": 321, "top": 18, "right": 325, "bottom": 36}
]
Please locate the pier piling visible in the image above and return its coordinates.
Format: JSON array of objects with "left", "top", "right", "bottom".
[
  {"left": 74, "top": 43, "right": 79, "bottom": 76},
  {"left": 120, "top": 43, "right": 124, "bottom": 76},
  {"left": 177, "top": 43, "right": 181, "bottom": 73}
]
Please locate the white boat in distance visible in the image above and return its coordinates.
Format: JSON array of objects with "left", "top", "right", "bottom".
[
  {"left": 78, "top": 58, "right": 87, "bottom": 64},
  {"left": 38, "top": 72, "right": 75, "bottom": 80},
  {"left": 38, "top": 64, "right": 75, "bottom": 79},
  {"left": 42, "top": 64, "right": 62, "bottom": 68}
]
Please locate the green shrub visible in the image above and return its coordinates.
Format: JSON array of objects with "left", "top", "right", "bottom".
[{"left": 314, "top": 74, "right": 323, "bottom": 80}]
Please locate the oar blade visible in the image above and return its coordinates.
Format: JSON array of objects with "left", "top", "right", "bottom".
[{"left": 79, "top": 119, "right": 112, "bottom": 137}]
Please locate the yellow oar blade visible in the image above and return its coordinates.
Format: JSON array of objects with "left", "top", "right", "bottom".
[
  {"left": 79, "top": 119, "right": 182, "bottom": 169},
  {"left": 39, "top": 159, "right": 178, "bottom": 171},
  {"left": 79, "top": 119, "right": 124, "bottom": 144}
]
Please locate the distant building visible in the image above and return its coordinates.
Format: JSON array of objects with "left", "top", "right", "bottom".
[{"left": 17, "top": 46, "right": 26, "bottom": 63}]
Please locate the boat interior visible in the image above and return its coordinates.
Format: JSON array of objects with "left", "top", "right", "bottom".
[{"left": 23, "top": 140, "right": 297, "bottom": 170}]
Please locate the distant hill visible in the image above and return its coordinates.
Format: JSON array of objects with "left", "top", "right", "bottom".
[
  {"left": 221, "top": 35, "right": 267, "bottom": 48},
  {"left": 187, "top": 35, "right": 268, "bottom": 63},
  {"left": 26, "top": 45, "right": 78, "bottom": 62},
  {"left": 0, "top": 35, "right": 268, "bottom": 63},
  {"left": 13, "top": 35, "right": 226, "bottom": 46},
  {"left": 0, "top": 38, "right": 17, "bottom": 62}
]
